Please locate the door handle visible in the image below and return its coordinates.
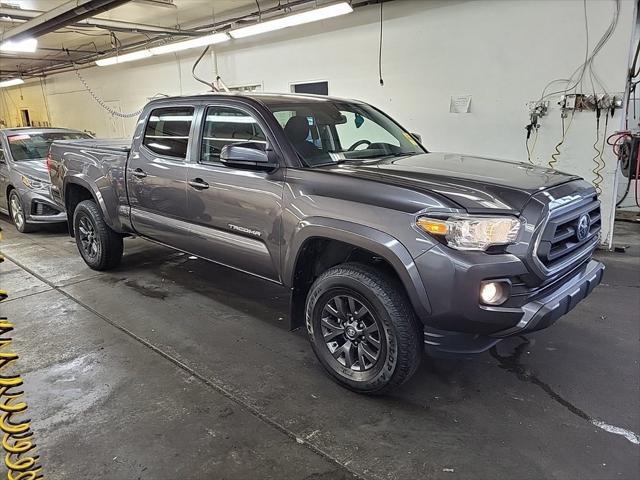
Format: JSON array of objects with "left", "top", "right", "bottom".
[
  {"left": 188, "top": 178, "right": 209, "bottom": 190},
  {"left": 131, "top": 168, "right": 147, "bottom": 178}
]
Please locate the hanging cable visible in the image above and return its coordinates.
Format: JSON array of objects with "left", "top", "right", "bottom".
[
  {"left": 525, "top": 128, "right": 537, "bottom": 165},
  {"left": 73, "top": 68, "right": 145, "bottom": 118},
  {"left": 378, "top": 0, "right": 384, "bottom": 86},
  {"left": 549, "top": 109, "right": 575, "bottom": 169},
  {"left": 593, "top": 111, "right": 610, "bottom": 196},
  {"left": 591, "top": 107, "right": 604, "bottom": 195},
  {"left": 66, "top": 48, "right": 144, "bottom": 118},
  {"left": 192, "top": 46, "right": 218, "bottom": 91},
  {"left": 538, "top": 0, "right": 620, "bottom": 102}
]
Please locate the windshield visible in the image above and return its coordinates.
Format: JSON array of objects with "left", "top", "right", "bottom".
[
  {"left": 6, "top": 131, "right": 91, "bottom": 161},
  {"left": 267, "top": 101, "right": 424, "bottom": 167}
]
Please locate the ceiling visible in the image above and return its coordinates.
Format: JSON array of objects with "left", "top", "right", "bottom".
[{"left": 0, "top": 0, "right": 332, "bottom": 79}]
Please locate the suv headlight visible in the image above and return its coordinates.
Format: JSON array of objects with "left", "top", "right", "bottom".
[
  {"left": 417, "top": 215, "right": 521, "bottom": 251},
  {"left": 21, "top": 175, "right": 46, "bottom": 190}
]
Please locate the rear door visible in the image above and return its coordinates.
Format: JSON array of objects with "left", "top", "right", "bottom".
[
  {"left": 0, "top": 141, "right": 8, "bottom": 212},
  {"left": 185, "top": 102, "right": 285, "bottom": 282},
  {"left": 127, "top": 105, "right": 194, "bottom": 249}
]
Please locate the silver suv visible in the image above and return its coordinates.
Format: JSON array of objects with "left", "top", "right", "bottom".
[{"left": 0, "top": 127, "right": 90, "bottom": 232}]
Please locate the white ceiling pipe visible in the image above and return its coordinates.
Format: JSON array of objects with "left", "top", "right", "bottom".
[
  {"left": 0, "top": 0, "right": 129, "bottom": 42},
  {"left": 0, "top": 7, "right": 192, "bottom": 36}
]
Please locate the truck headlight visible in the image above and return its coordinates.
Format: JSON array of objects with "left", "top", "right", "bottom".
[
  {"left": 416, "top": 215, "right": 521, "bottom": 251},
  {"left": 21, "top": 175, "right": 46, "bottom": 190}
]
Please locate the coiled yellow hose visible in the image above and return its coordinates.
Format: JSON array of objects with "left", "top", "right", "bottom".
[{"left": 0, "top": 229, "right": 43, "bottom": 480}]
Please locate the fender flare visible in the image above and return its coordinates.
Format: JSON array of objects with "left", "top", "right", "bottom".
[
  {"left": 63, "top": 175, "right": 115, "bottom": 230},
  {"left": 284, "top": 217, "right": 431, "bottom": 319}
]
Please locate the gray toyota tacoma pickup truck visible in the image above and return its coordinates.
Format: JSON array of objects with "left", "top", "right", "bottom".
[{"left": 48, "top": 93, "right": 604, "bottom": 393}]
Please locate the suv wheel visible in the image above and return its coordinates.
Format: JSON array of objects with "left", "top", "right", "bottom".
[
  {"left": 305, "top": 263, "right": 422, "bottom": 394},
  {"left": 73, "top": 200, "right": 123, "bottom": 271},
  {"left": 8, "top": 190, "right": 35, "bottom": 233}
]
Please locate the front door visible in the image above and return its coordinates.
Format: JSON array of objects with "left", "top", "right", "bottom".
[
  {"left": 126, "top": 105, "right": 194, "bottom": 249},
  {"left": 185, "top": 104, "right": 285, "bottom": 282}
]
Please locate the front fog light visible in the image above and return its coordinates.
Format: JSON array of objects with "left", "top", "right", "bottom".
[{"left": 480, "top": 281, "right": 508, "bottom": 305}]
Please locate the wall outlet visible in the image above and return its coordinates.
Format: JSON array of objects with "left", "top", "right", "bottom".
[
  {"left": 560, "top": 94, "right": 587, "bottom": 110},
  {"left": 559, "top": 93, "right": 623, "bottom": 111},
  {"left": 527, "top": 100, "right": 549, "bottom": 117}
]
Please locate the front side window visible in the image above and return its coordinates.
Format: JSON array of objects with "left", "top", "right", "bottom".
[
  {"left": 266, "top": 101, "right": 424, "bottom": 167},
  {"left": 143, "top": 107, "right": 194, "bottom": 158},
  {"left": 200, "top": 106, "right": 267, "bottom": 164},
  {"left": 6, "top": 131, "right": 91, "bottom": 161}
]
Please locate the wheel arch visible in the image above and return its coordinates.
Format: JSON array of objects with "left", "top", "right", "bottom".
[
  {"left": 63, "top": 177, "right": 110, "bottom": 236},
  {"left": 285, "top": 218, "right": 431, "bottom": 329}
]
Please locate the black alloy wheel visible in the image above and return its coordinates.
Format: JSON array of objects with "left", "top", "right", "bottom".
[{"left": 320, "top": 294, "right": 382, "bottom": 371}]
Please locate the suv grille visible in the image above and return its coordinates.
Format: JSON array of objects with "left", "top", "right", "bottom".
[{"left": 536, "top": 197, "right": 600, "bottom": 270}]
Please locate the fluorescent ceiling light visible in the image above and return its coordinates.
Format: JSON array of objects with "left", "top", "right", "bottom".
[
  {"left": 150, "top": 32, "right": 229, "bottom": 55},
  {"left": 0, "top": 38, "right": 37, "bottom": 53},
  {"left": 229, "top": 2, "right": 353, "bottom": 39},
  {"left": 0, "top": 78, "right": 25, "bottom": 88},
  {"left": 96, "top": 49, "right": 152, "bottom": 66}
]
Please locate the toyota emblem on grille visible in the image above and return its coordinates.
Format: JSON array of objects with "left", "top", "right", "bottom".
[{"left": 577, "top": 214, "right": 590, "bottom": 241}]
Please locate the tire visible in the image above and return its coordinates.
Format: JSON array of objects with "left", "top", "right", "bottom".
[
  {"left": 305, "top": 262, "right": 422, "bottom": 394},
  {"left": 8, "top": 190, "right": 35, "bottom": 233},
  {"left": 73, "top": 199, "right": 123, "bottom": 271}
]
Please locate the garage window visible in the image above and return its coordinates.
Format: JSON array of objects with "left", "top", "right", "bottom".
[
  {"left": 143, "top": 107, "right": 194, "bottom": 158},
  {"left": 291, "top": 81, "right": 329, "bottom": 95},
  {"left": 200, "top": 106, "right": 267, "bottom": 164}
]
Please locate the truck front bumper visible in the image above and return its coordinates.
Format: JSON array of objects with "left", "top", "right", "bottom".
[{"left": 416, "top": 245, "right": 604, "bottom": 354}]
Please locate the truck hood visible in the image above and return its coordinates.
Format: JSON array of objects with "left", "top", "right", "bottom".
[
  {"left": 12, "top": 159, "right": 49, "bottom": 183},
  {"left": 320, "top": 152, "right": 580, "bottom": 212}
]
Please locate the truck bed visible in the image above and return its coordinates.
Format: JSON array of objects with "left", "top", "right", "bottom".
[{"left": 48, "top": 138, "right": 132, "bottom": 221}]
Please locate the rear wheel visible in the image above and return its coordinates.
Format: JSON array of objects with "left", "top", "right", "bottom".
[
  {"left": 73, "top": 200, "right": 123, "bottom": 270},
  {"left": 8, "top": 190, "right": 35, "bottom": 233},
  {"left": 305, "top": 263, "right": 422, "bottom": 394}
]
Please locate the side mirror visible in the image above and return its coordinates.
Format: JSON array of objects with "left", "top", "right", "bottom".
[
  {"left": 411, "top": 133, "right": 422, "bottom": 144},
  {"left": 220, "top": 142, "right": 278, "bottom": 171}
]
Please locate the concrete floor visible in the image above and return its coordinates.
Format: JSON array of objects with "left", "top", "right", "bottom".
[{"left": 0, "top": 216, "right": 638, "bottom": 480}]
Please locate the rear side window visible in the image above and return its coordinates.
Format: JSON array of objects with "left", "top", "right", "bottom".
[
  {"left": 200, "top": 106, "right": 267, "bottom": 164},
  {"left": 143, "top": 107, "right": 194, "bottom": 158}
]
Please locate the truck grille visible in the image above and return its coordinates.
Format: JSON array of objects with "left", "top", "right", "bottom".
[{"left": 536, "top": 196, "right": 601, "bottom": 270}]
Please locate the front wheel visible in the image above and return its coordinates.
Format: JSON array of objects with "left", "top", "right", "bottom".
[
  {"left": 73, "top": 200, "right": 123, "bottom": 271},
  {"left": 8, "top": 190, "right": 35, "bottom": 233},
  {"left": 305, "top": 263, "right": 422, "bottom": 394}
]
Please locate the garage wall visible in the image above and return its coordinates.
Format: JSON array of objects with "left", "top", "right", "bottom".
[
  {"left": 0, "top": 0, "right": 636, "bottom": 244},
  {"left": 0, "top": 77, "right": 51, "bottom": 128}
]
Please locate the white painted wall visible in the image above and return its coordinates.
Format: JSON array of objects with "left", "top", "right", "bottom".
[{"left": 0, "top": 0, "right": 636, "bottom": 243}]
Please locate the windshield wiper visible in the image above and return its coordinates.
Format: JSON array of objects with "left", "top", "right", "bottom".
[{"left": 355, "top": 152, "right": 417, "bottom": 160}]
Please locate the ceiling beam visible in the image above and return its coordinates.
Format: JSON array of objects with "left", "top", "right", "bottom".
[{"left": 0, "top": 0, "right": 130, "bottom": 42}]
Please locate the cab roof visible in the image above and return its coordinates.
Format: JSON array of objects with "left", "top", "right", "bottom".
[{"left": 146, "top": 91, "right": 364, "bottom": 107}]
